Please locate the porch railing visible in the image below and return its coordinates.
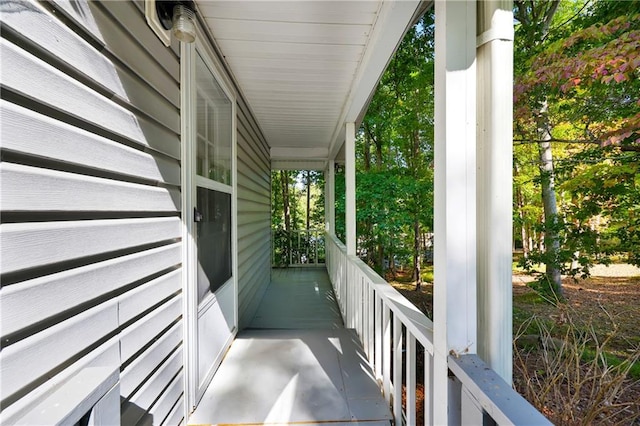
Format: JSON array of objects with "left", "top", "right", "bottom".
[
  {"left": 325, "top": 233, "right": 551, "bottom": 425},
  {"left": 271, "top": 228, "right": 325, "bottom": 267}
]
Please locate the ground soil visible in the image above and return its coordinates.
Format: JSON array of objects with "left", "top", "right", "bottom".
[{"left": 388, "top": 264, "right": 640, "bottom": 425}]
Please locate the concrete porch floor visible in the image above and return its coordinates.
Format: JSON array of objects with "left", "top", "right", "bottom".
[{"left": 188, "top": 268, "right": 392, "bottom": 425}]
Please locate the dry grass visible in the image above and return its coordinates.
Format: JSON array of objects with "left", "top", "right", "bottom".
[
  {"left": 389, "top": 267, "right": 640, "bottom": 424},
  {"left": 514, "top": 308, "right": 640, "bottom": 425}
]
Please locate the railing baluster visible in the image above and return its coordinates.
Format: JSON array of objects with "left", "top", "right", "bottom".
[
  {"left": 361, "top": 275, "right": 367, "bottom": 354},
  {"left": 348, "top": 267, "right": 352, "bottom": 326},
  {"left": 368, "top": 286, "right": 374, "bottom": 361},
  {"left": 359, "top": 274, "right": 364, "bottom": 338},
  {"left": 406, "top": 333, "right": 416, "bottom": 426},
  {"left": 326, "top": 233, "right": 548, "bottom": 426},
  {"left": 342, "top": 254, "right": 346, "bottom": 318},
  {"left": 383, "top": 305, "right": 391, "bottom": 402},
  {"left": 353, "top": 266, "right": 357, "bottom": 330},
  {"left": 425, "top": 350, "right": 433, "bottom": 425},
  {"left": 348, "top": 262, "right": 353, "bottom": 328},
  {"left": 289, "top": 231, "right": 293, "bottom": 265},
  {"left": 393, "top": 315, "right": 403, "bottom": 423},
  {"left": 351, "top": 267, "right": 355, "bottom": 330},
  {"left": 353, "top": 266, "right": 358, "bottom": 330},
  {"left": 359, "top": 274, "right": 362, "bottom": 338},
  {"left": 374, "top": 294, "right": 382, "bottom": 380},
  {"left": 461, "top": 386, "right": 484, "bottom": 425}
]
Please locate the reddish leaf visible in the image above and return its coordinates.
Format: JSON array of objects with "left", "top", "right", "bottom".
[{"left": 613, "top": 73, "right": 627, "bottom": 83}]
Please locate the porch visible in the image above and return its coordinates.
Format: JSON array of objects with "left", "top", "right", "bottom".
[
  {"left": 189, "top": 237, "right": 549, "bottom": 425},
  {"left": 188, "top": 0, "right": 543, "bottom": 423},
  {"left": 189, "top": 268, "right": 392, "bottom": 425},
  {"left": 0, "top": 0, "right": 557, "bottom": 424}
]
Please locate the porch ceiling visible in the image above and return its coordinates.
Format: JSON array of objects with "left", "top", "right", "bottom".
[{"left": 196, "top": 0, "right": 424, "bottom": 170}]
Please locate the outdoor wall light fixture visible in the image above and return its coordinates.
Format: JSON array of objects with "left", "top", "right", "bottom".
[{"left": 156, "top": 0, "right": 197, "bottom": 43}]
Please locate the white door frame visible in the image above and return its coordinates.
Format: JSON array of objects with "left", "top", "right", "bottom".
[{"left": 181, "top": 28, "right": 239, "bottom": 415}]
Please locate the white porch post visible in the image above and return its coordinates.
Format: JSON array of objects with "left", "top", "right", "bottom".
[
  {"left": 476, "top": 0, "right": 514, "bottom": 383},
  {"left": 433, "top": 1, "right": 477, "bottom": 424},
  {"left": 345, "top": 122, "right": 356, "bottom": 256},
  {"left": 325, "top": 160, "right": 336, "bottom": 235}
]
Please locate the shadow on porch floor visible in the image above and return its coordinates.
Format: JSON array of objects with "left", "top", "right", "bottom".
[{"left": 188, "top": 268, "right": 392, "bottom": 425}]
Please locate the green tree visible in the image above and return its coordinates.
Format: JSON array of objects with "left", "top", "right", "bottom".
[
  {"left": 514, "top": 0, "right": 640, "bottom": 293},
  {"left": 355, "top": 14, "right": 435, "bottom": 287},
  {"left": 514, "top": 0, "right": 565, "bottom": 296}
]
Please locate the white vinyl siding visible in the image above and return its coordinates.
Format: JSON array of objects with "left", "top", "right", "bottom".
[
  {"left": 1, "top": 0, "right": 274, "bottom": 422},
  {"left": 0, "top": 1, "right": 183, "bottom": 425},
  {"left": 236, "top": 98, "right": 272, "bottom": 330}
]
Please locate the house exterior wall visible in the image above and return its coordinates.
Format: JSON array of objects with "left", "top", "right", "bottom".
[
  {"left": 0, "top": 0, "right": 184, "bottom": 423},
  {"left": 0, "top": 1, "right": 271, "bottom": 424},
  {"left": 235, "top": 96, "right": 271, "bottom": 330}
]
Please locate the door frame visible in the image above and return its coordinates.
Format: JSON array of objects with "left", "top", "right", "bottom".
[{"left": 181, "top": 27, "right": 239, "bottom": 415}]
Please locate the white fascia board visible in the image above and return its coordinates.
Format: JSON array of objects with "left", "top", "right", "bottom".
[
  {"left": 270, "top": 147, "right": 328, "bottom": 160},
  {"left": 327, "top": 0, "right": 423, "bottom": 160},
  {"left": 271, "top": 159, "right": 327, "bottom": 171}
]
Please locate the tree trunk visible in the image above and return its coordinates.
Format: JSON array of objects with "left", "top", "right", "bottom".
[
  {"left": 281, "top": 171, "right": 291, "bottom": 233},
  {"left": 522, "top": 222, "right": 529, "bottom": 257},
  {"left": 305, "top": 171, "right": 311, "bottom": 231},
  {"left": 374, "top": 134, "right": 383, "bottom": 171},
  {"left": 413, "top": 218, "right": 422, "bottom": 291},
  {"left": 378, "top": 244, "right": 385, "bottom": 275},
  {"left": 530, "top": 226, "right": 537, "bottom": 251},
  {"left": 390, "top": 254, "right": 397, "bottom": 280},
  {"left": 514, "top": 162, "right": 529, "bottom": 257},
  {"left": 537, "top": 102, "right": 563, "bottom": 295},
  {"left": 389, "top": 237, "right": 397, "bottom": 280},
  {"left": 281, "top": 170, "right": 291, "bottom": 265},
  {"left": 361, "top": 130, "right": 376, "bottom": 266},
  {"left": 363, "top": 128, "right": 372, "bottom": 172},
  {"left": 409, "top": 127, "right": 423, "bottom": 290}
]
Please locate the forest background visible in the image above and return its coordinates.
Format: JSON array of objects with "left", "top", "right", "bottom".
[{"left": 272, "top": 0, "right": 639, "bottom": 296}]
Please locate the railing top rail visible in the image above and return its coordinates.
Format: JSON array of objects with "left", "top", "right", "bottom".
[
  {"left": 272, "top": 228, "right": 325, "bottom": 233},
  {"left": 449, "top": 354, "right": 553, "bottom": 426},
  {"left": 326, "top": 233, "right": 434, "bottom": 352}
]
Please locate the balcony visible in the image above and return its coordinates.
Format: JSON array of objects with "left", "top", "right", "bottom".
[{"left": 189, "top": 233, "right": 550, "bottom": 425}]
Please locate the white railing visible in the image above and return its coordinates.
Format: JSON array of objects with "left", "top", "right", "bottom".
[
  {"left": 327, "top": 233, "right": 434, "bottom": 424},
  {"left": 272, "top": 228, "right": 326, "bottom": 267},
  {"left": 326, "top": 233, "right": 551, "bottom": 426}
]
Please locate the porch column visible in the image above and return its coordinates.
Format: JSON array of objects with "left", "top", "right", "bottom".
[
  {"left": 433, "top": 1, "right": 477, "bottom": 424},
  {"left": 325, "top": 160, "right": 336, "bottom": 235},
  {"left": 476, "top": 0, "right": 514, "bottom": 383},
  {"left": 345, "top": 122, "right": 356, "bottom": 256}
]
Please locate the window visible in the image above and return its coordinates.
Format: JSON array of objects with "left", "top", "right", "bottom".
[
  {"left": 196, "top": 187, "right": 232, "bottom": 301},
  {"left": 194, "top": 51, "right": 234, "bottom": 304},
  {"left": 196, "top": 53, "right": 232, "bottom": 185}
]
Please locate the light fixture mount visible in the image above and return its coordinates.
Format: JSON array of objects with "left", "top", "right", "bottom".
[
  {"left": 156, "top": 1, "right": 194, "bottom": 30},
  {"left": 155, "top": 0, "right": 197, "bottom": 43}
]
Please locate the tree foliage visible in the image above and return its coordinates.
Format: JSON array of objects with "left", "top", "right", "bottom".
[
  {"left": 514, "top": 0, "right": 640, "bottom": 292},
  {"left": 334, "top": 14, "right": 435, "bottom": 285},
  {"left": 275, "top": 1, "right": 640, "bottom": 291},
  {"left": 271, "top": 170, "right": 325, "bottom": 266}
]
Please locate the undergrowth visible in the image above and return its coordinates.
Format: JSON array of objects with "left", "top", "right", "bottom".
[{"left": 514, "top": 306, "right": 640, "bottom": 425}]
